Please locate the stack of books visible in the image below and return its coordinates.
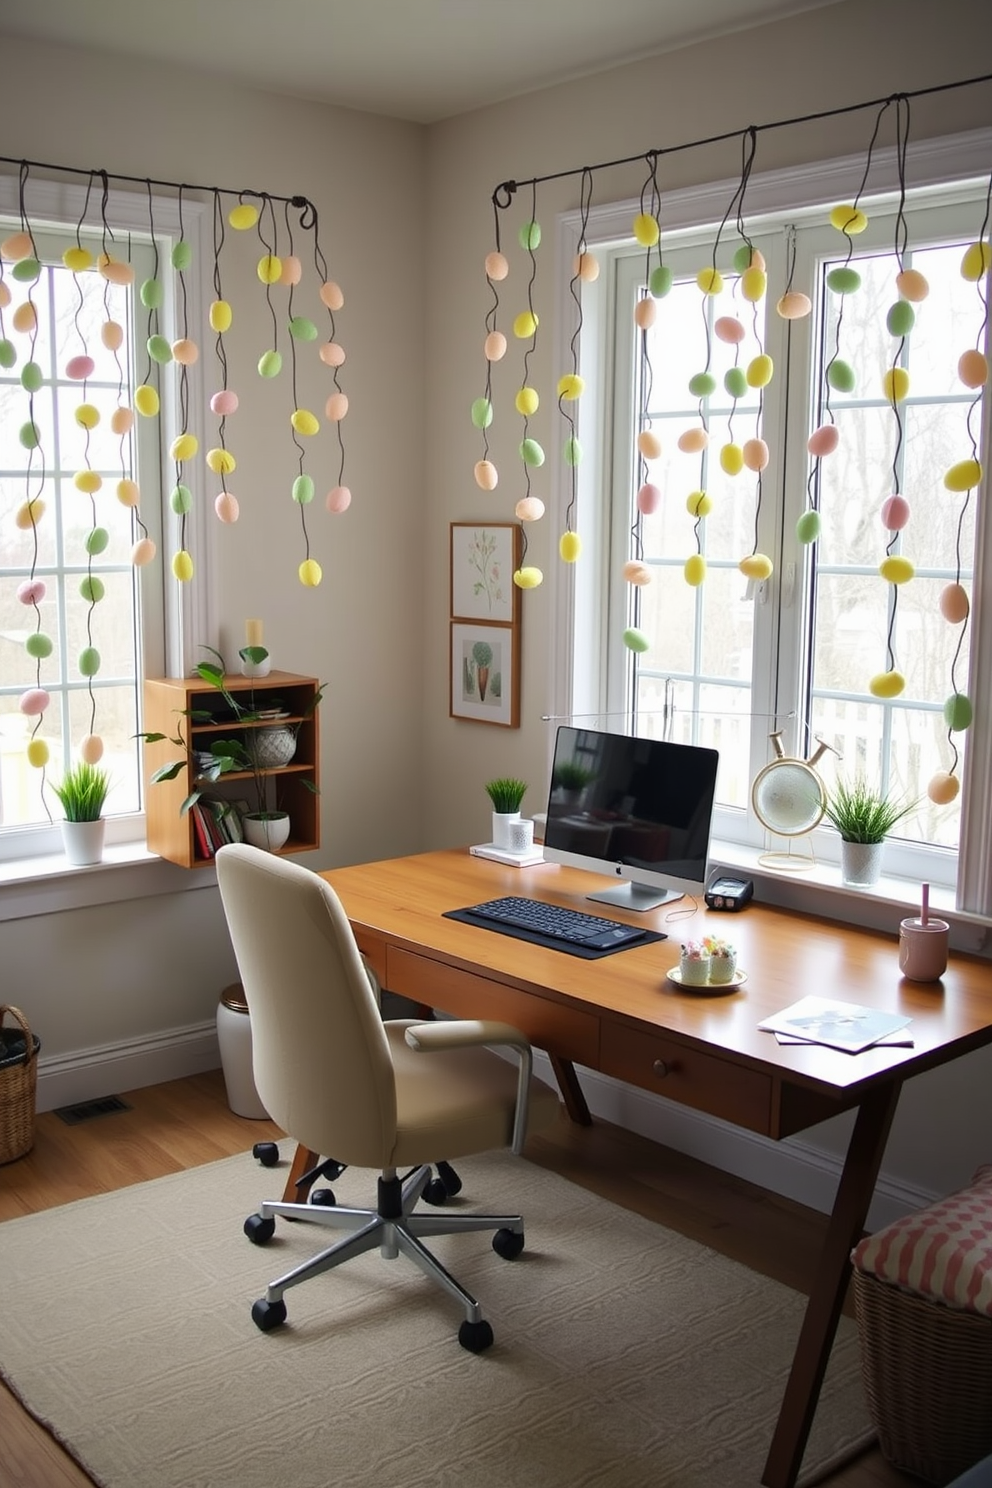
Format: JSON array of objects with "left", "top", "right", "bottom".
[{"left": 190, "top": 799, "right": 244, "bottom": 860}]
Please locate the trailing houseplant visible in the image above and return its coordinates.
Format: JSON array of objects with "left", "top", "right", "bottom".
[
  {"left": 51, "top": 760, "right": 112, "bottom": 865},
  {"left": 824, "top": 776, "right": 917, "bottom": 887}
]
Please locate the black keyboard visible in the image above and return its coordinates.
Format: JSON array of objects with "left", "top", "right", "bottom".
[{"left": 463, "top": 896, "right": 648, "bottom": 950}]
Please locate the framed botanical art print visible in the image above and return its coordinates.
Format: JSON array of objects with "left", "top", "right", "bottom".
[
  {"left": 450, "top": 523, "right": 521, "bottom": 624},
  {"left": 450, "top": 621, "right": 520, "bottom": 728}
]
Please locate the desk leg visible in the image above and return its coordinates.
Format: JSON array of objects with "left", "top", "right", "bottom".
[
  {"left": 282, "top": 1144, "right": 320, "bottom": 1203},
  {"left": 549, "top": 1055, "right": 593, "bottom": 1125},
  {"left": 761, "top": 1080, "right": 902, "bottom": 1488}
]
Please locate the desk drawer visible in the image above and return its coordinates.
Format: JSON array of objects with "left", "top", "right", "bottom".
[
  {"left": 601, "top": 1022, "right": 772, "bottom": 1135},
  {"left": 353, "top": 929, "right": 388, "bottom": 986},
  {"left": 386, "top": 948, "right": 599, "bottom": 1068}
]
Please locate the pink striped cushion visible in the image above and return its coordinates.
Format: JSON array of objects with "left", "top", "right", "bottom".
[{"left": 852, "top": 1165, "right": 992, "bottom": 1316}]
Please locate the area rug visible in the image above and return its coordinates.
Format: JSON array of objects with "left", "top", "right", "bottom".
[{"left": 0, "top": 1149, "right": 872, "bottom": 1488}]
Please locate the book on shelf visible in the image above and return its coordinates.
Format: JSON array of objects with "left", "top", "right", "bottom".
[
  {"left": 202, "top": 797, "right": 242, "bottom": 846},
  {"left": 190, "top": 803, "right": 215, "bottom": 860},
  {"left": 758, "top": 995, "right": 912, "bottom": 1053}
]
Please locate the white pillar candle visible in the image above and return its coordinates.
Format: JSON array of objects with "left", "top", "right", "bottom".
[{"left": 245, "top": 618, "right": 264, "bottom": 647}]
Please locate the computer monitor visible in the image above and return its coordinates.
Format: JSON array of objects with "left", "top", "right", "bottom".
[{"left": 542, "top": 725, "right": 719, "bottom": 911}]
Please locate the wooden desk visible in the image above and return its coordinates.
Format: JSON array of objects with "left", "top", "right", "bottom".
[{"left": 319, "top": 848, "right": 992, "bottom": 1488}]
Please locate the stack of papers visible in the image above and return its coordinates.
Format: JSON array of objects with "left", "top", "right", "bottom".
[
  {"left": 758, "top": 996, "right": 913, "bottom": 1052},
  {"left": 469, "top": 842, "right": 547, "bottom": 868}
]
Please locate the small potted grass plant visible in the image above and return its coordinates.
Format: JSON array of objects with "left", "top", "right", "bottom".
[
  {"left": 52, "top": 760, "right": 111, "bottom": 865},
  {"left": 824, "top": 776, "right": 917, "bottom": 887},
  {"left": 485, "top": 777, "right": 528, "bottom": 850}
]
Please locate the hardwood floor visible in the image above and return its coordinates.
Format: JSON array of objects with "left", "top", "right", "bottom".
[{"left": 0, "top": 1069, "right": 912, "bottom": 1487}]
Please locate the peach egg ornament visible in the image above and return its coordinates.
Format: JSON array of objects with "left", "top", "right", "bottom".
[
  {"left": 678, "top": 427, "right": 708, "bottom": 454},
  {"left": 638, "top": 430, "right": 662, "bottom": 461},
  {"left": 131, "top": 537, "right": 156, "bottom": 566},
  {"left": 485, "top": 251, "right": 509, "bottom": 281},
  {"left": 573, "top": 252, "right": 600, "bottom": 283},
  {"left": 474, "top": 460, "right": 498, "bottom": 491},
  {"left": 80, "top": 734, "right": 105, "bottom": 765},
  {"left": 776, "top": 290, "right": 812, "bottom": 319},
  {"left": 928, "top": 771, "right": 960, "bottom": 805},
  {"left": 958, "top": 350, "right": 988, "bottom": 389},
  {"left": 515, "top": 496, "right": 545, "bottom": 522},
  {"left": 214, "top": 491, "right": 240, "bottom": 523},
  {"left": 939, "top": 583, "right": 969, "bottom": 625},
  {"left": 743, "top": 438, "right": 769, "bottom": 472},
  {"left": 623, "top": 561, "right": 651, "bottom": 586}
]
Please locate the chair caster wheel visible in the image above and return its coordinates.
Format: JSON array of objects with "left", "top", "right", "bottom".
[
  {"left": 251, "top": 1297, "right": 287, "bottom": 1331},
  {"left": 492, "top": 1227, "right": 524, "bottom": 1260},
  {"left": 252, "top": 1142, "right": 280, "bottom": 1167},
  {"left": 422, "top": 1177, "right": 448, "bottom": 1206},
  {"left": 435, "top": 1160, "right": 462, "bottom": 1197},
  {"left": 458, "top": 1319, "right": 494, "bottom": 1353},
  {"left": 310, "top": 1187, "right": 337, "bottom": 1206},
  {"left": 244, "top": 1213, "right": 276, "bottom": 1245}
]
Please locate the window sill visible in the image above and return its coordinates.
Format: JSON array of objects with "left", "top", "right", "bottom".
[{"left": 0, "top": 842, "right": 214, "bottom": 922}]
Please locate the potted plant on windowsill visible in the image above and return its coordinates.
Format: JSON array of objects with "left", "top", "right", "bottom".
[
  {"left": 824, "top": 777, "right": 917, "bottom": 887},
  {"left": 51, "top": 760, "right": 111, "bottom": 865},
  {"left": 485, "top": 777, "right": 528, "bottom": 851}
]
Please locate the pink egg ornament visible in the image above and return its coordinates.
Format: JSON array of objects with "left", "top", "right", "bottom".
[
  {"left": 636, "top": 483, "right": 661, "bottom": 515},
  {"left": 714, "top": 316, "right": 746, "bottom": 345},
  {"left": 17, "top": 579, "right": 47, "bottom": 605},
  {"left": 66, "top": 354, "right": 96, "bottom": 381},
  {"left": 19, "top": 687, "right": 51, "bottom": 717},
  {"left": 210, "top": 389, "right": 240, "bottom": 416},
  {"left": 326, "top": 484, "right": 352, "bottom": 513},
  {"left": 807, "top": 424, "right": 840, "bottom": 458},
  {"left": 880, "top": 495, "right": 910, "bottom": 531},
  {"left": 214, "top": 491, "right": 240, "bottom": 523}
]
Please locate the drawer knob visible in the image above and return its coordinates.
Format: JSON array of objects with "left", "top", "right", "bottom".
[{"left": 652, "top": 1058, "right": 670, "bottom": 1079}]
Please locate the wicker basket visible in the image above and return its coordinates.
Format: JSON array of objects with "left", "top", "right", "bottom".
[
  {"left": 0, "top": 1005, "right": 41, "bottom": 1165},
  {"left": 854, "top": 1267, "right": 992, "bottom": 1485}
]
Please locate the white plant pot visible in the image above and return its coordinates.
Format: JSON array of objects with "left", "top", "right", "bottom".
[
  {"left": 249, "top": 726, "right": 297, "bottom": 769},
  {"left": 840, "top": 839, "right": 884, "bottom": 888},
  {"left": 242, "top": 813, "right": 292, "bottom": 852},
  {"left": 60, "top": 818, "right": 106, "bottom": 866},
  {"left": 492, "top": 810, "right": 521, "bottom": 850}
]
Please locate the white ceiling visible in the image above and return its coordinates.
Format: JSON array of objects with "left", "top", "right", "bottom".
[{"left": 0, "top": 0, "right": 843, "bottom": 124}]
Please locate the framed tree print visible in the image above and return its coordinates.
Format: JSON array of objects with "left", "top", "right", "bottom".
[
  {"left": 450, "top": 523, "right": 521, "bottom": 623},
  {"left": 450, "top": 621, "right": 520, "bottom": 728}
]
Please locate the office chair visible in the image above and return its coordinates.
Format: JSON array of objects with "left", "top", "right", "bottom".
[{"left": 215, "top": 843, "right": 562, "bottom": 1351}]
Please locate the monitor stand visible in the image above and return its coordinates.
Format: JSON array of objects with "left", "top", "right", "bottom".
[{"left": 587, "top": 881, "right": 684, "bottom": 912}]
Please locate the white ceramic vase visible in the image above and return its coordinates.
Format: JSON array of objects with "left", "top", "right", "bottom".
[
  {"left": 840, "top": 839, "right": 884, "bottom": 888},
  {"left": 242, "top": 813, "right": 292, "bottom": 852},
  {"left": 492, "top": 810, "right": 521, "bottom": 850},
  {"left": 60, "top": 818, "right": 106, "bottom": 866}
]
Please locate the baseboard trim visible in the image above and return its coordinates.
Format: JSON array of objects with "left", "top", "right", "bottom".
[{"left": 36, "top": 1022, "right": 220, "bottom": 1113}]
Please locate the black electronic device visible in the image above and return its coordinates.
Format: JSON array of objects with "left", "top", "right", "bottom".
[{"left": 705, "top": 874, "right": 754, "bottom": 911}]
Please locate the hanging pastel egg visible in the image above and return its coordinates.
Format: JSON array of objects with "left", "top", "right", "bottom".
[
  {"left": 634, "top": 297, "right": 657, "bottom": 329},
  {"left": 807, "top": 423, "right": 840, "bottom": 457},
  {"left": 131, "top": 536, "right": 156, "bottom": 566},
  {"left": 117, "top": 478, "right": 140, "bottom": 507},
  {"left": 26, "top": 738, "right": 50, "bottom": 769},
  {"left": 739, "top": 553, "right": 773, "bottom": 581},
  {"left": 292, "top": 475, "right": 315, "bottom": 505},
  {"left": 320, "top": 340, "right": 347, "bottom": 367},
  {"left": 319, "top": 281, "right": 345, "bottom": 311},
  {"left": 733, "top": 244, "right": 766, "bottom": 273},
  {"left": 741, "top": 267, "right": 767, "bottom": 302},
  {"left": 882, "top": 367, "right": 910, "bottom": 402},
  {"left": 684, "top": 554, "right": 707, "bottom": 586},
  {"left": 944, "top": 459, "right": 982, "bottom": 492},
  {"left": 474, "top": 460, "right": 498, "bottom": 490},
  {"left": 102, "top": 321, "right": 124, "bottom": 351},
  {"left": 19, "top": 688, "right": 50, "bottom": 716},
  {"left": 623, "top": 628, "right": 650, "bottom": 653},
  {"left": 291, "top": 409, "right": 320, "bottom": 436},
  {"left": 513, "top": 310, "right": 539, "bottom": 338},
  {"left": 17, "top": 579, "right": 46, "bottom": 605},
  {"left": 15, "top": 499, "right": 44, "bottom": 529},
  {"left": 516, "top": 496, "right": 545, "bottom": 521},
  {"left": 623, "top": 560, "right": 652, "bottom": 585},
  {"left": 637, "top": 430, "right": 662, "bottom": 460},
  {"left": 961, "top": 241, "right": 991, "bottom": 282},
  {"left": 776, "top": 290, "right": 812, "bottom": 319},
  {"left": 100, "top": 257, "right": 134, "bottom": 286},
  {"left": 258, "top": 350, "right": 282, "bottom": 378},
  {"left": 0, "top": 283, "right": 9, "bottom": 309},
  {"left": 958, "top": 350, "right": 988, "bottom": 388},
  {"left": 471, "top": 397, "right": 493, "bottom": 429},
  {"left": 257, "top": 254, "right": 282, "bottom": 285},
  {"left": 829, "top": 205, "right": 868, "bottom": 234},
  {"left": 85, "top": 527, "right": 110, "bottom": 556},
  {"left": 19, "top": 420, "right": 41, "bottom": 449},
  {"left": 688, "top": 371, "right": 717, "bottom": 399},
  {"left": 172, "top": 338, "right": 199, "bottom": 365},
  {"left": 75, "top": 403, "right": 100, "bottom": 431},
  {"left": 12, "top": 303, "right": 38, "bottom": 334},
  {"left": 206, "top": 448, "right": 236, "bottom": 475},
  {"left": 746, "top": 354, "right": 773, "bottom": 388},
  {"left": 939, "top": 583, "right": 969, "bottom": 624},
  {"left": 518, "top": 220, "right": 542, "bottom": 251},
  {"left": 12, "top": 258, "right": 41, "bottom": 283},
  {"left": 63, "top": 246, "right": 93, "bottom": 272},
  {"left": 140, "top": 277, "right": 164, "bottom": 308},
  {"left": 649, "top": 264, "right": 673, "bottom": 298},
  {"left": 66, "top": 354, "right": 95, "bottom": 381},
  {"left": 743, "top": 437, "right": 769, "bottom": 472},
  {"left": 515, "top": 386, "right": 539, "bottom": 416},
  {"left": 20, "top": 361, "right": 43, "bottom": 392},
  {"left": 558, "top": 373, "right": 585, "bottom": 400},
  {"left": 632, "top": 213, "right": 660, "bottom": 247},
  {"left": 677, "top": 427, "right": 708, "bottom": 453},
  {"left": 210, "top": 389, "right": 240, "bottom": 416},
  {"left": 229, "top": 203, "right": 259, "bottom": 230},
  {"left": 289, "top": 316, "right": 318, "bottom": 342},
  {"left": 171, "top": 242, "right": 192, "bottom": 272},
  {"left": 564, "top": 437, "right": 582, "bottom": 466},
  {"left": 796, "top": 510, "right": 821, "bottom": 544},
  {"left": 25, "top": 632, "right": 52, "bottom": 659},
  {"left": 879, "top": 555, "right": 915, "bottom": 584},
  {"left": 559, "top": 531, "right": 582, "bottom": 562},
  {"left": 869, "top": 671, "right": 905, "bottom": 698},
  {"left": 80, "top": 735, "right": 104, "bottom": 765},
  {"left": 279, "top": 255, "right": 303, "bottom": 286},
  {"left": 944, "top": 692, "right": 973, "bottom": 731},
  {"left": 325, "top": 392, "right": 349, "bottom": 421},
  {"left": 299, "top": 558, "right": 323, "bottom": 586},
  {"left": 520, "top": 438, "right": 545, "bottom": 467},
  {"left": 73, "top": 468, "right": 100, "bottom": 494},
  {"left": 637, "top": 483, "right": 661, "bottom": 514},
  {"left": 214, "top": 491, "right": 240, "bottom": 523},
  {"left": 886, "top": 301, "right": 915, "bottom": 337},
  {"left": 715, "top": 316, "right": 746, "bottom": 345},
  {"left": 486, "top": 251, "right": 509, "bottom": 281},
  {"left": 826, "top": 266, "right": 862, "bottom": 295},
  {"left": 1, "top": 231, "right": 33, "bottom": 260},
  {"left": 170, "top": 432, "right": 199, "bottom": 461},
  {"left": 484, "top": 331, "right": 507, "bottom": 361},
  {"left": 696, "top": 267, "right": 723, "bottom": 295},
  {"left": 170, "top": 484, "right": 193, "bottom": 514},
  {"left": 79, "top": 575, "right": 105, "bottom": 603},
  {"left": 0, "top": 339, "right": 16, "bottom": 368},
  {"left": 724, "top": 366, "right": 748, "bottom": 399},
  {"left": 686, "top": 491, "right": 712, "bottom": 517},
  {"left": 78, "top": 646, "right": 101, "bottom": 676},
  {"left": 720, "top": 444, "right": 744, "bottom": 476},
  {"left": 147, "top": 333, "right": 173, "bottom": 364},
  {"left": 326, "top": 485, "right": 352, "bottom": 513},
  {"left": 826, "top": 359, "right": 855, "bottom": 392},
  {"left": 880, "top": 495, "right": 910, "bottom": 530},
  {"left": 928, "top": 771, "right": 960, "bottom": 805},
  {"left": 513, "top": 567, "right": 543, "bottom": 589},
  {"left": 171, "top": 552, "right": 193, "bottom": 582}
]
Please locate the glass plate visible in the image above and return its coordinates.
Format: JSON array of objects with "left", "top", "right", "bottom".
[{"left": 666, "top": 966, "right": 748, "bottom": 993}]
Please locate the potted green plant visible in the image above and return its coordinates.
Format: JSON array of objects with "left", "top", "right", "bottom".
[
  {"left": 551, "top": 759, "right": 596, "bottom": 805},
  {"left": 824, "top": 776, "right": 917, "bottom": 887},
  {"left": 485, "top": 777, "right": 528, "bottom": 850},
  {"left": 51, "top": 760, "right": 111, "bottom": 865}
]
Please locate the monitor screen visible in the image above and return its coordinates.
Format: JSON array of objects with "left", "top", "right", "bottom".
[{"left": 542, "top": 726, "right": 719, "bottom": 910}]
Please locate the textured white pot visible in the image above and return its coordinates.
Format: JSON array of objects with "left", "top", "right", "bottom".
[
  {"left": 492, "top": 810, "right": 521, "bottom": 850},
  {"left": 242, "top": 813, "right": 291, "bottom": 852},
  {"left": 60, "top": 818, "right": 106, "bottom": 866},
  {"left": 840, "top": 839, "right": 884, "bottom": 887}
]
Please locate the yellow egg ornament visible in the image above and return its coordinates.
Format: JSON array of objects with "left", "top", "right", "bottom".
[
  {"left": 229, "top": 203, "right": 259, "bottom": 230},
  {"left": 172, "top": 550, "right": 194, "bottom": 582},
  {"left": 869, "top": 670, "right": 905, "bottom": 698},
  {"left": 687, "top": 491, "right": 712, "bottom": 517},
  {"left": 134, "top": 384, "right": 160, "bottom": 417},
  {"left": 557, "top": 373, "right": 585, "bottom": 400},
  {"left": 515, "top": 386, "right": 539, "bottom": 417},
  {"left": 257, "top": 254, "right": 282, "bottom": 284},
  {"left": 513, "top": 566, "right": 543, "bottom": 589},
  {"left": 740, "top": 266, "right": 766, "bottom": 302},
  {"left": 117, "top": 479, "right": 140, "bottom": 507},
  {"left": 291, "top": 409, "right": 320, "bottom": 437},
  {"left": 513, "top": 310, "right": 539, "bottom": 339},
  {"left": 882, "top": 367, "right": 910, "bottom": 403},
  {"left": 170, "top": 432, "right": 199, "bottom": 462},
  {"left": 719, "top": 443, "right": 744, "bottom": 476},
  {"left": 928, "top": 771, "right": 960, "bottom": 806},
  {"left": 830, "top": 204, "right": 868, "bottom": 234},
  {"left": 945, "top": 459, "right": 982, "bottom": 493},
  {"left": 696, "top": 266, "right": 723, "bottom": 296},
  {"left": 684, "top": 554, "right": 707, "bottom": 586},
  {"left": 739, "top": 553, "right": 773, "bottom": 581},
  {"left": 961, "top": 241, "right": 991, "bottom": 282},
  {"left": 632, "top": 213, "right": 660, "bottom": 247},
  {"left": 26, "top": 737, "right": 50, "bottom": 769},
  {"left": 299, "top": 559, "right": 323, "bottom": 587},
  {"left": 879, "top": 555, "right": 915, "bottom": 585},
  {"left": 559, "top": 531, "right": 582, "bottom": 563}
]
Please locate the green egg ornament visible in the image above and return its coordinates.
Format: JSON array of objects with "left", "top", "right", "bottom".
[
  {"left": 78, "top": 646, "right": 101, "bottom": 677},
  {"left": 141, "top": 278, "right": 164, "bottom": 309},
  {"left": 826, "top": 266, "right": 862, "bottom": 295},
  {"left": 79, "top": 576, "right": 105, "bottom": 604},
  {"left": 564, "top": 437, "right": 582, "bottom": 466},
  {"left": 886, "top": 301, "right": 915, "bottom": 337},
  {"left": 796, "top": 510, "right": 821, "bottom": 544},
  {"left": 289, "top": 316, "right": 318, "bottom": 341},
  {"left": 170, "top": 484, "right": 193, "bottom": 514},
  {"left": 520, "top": 438, "right": 545, "bottom": 467},
  {"left": 0, "top": 339, "right": 16, "bottom": 369},
  {"left": 25, "top": 632, "right": 53, "bottom": 660},
  {"left": 85, "top": 527, "right": 110, "bottom": 555},
  {"left": 623, "top": 628, "right": 650, "bottom": 653},
  {"left": 292, "top": 475, "right": 315, "bottom": 505},
  {"left": 944, "top": 692, "right": 973, "bottom": 731},
  {"left": 147, "top": 334, "right": 173, "bottom": 364},
  {"left": 649, "top": 264, "right": 674, "bottom": 298},
  {"left": 172, "top": 242, "right": 193, "bottom": 271},
  {"left": 12, "top": 258, "right": 41, "bottom": 283},
  {"left": 258, "top": 350, "right": 282, "bottom": 378},
  {"left": 826, "top": 359, "right": 856, "bottom": 393},
  {"left": 732, "top": 244, "right": 758, "bottom": 273},
  {"left": 688, "top": 371, "right": 717, "bottom": 398},
  {"left": 470, "top": 397, "right": 493, "bottom": 429},
  {"left": 20, "top": 362, "right": 43, "bottom": 392},
  {"left": 724, "top": 367, "right": 748, "bottom": 399},
  {"left": 19, "top": 420, "right": 41, "bottom": 450},
  {"left": 518, "top": 220, "right": 541, "bottom": 251}
]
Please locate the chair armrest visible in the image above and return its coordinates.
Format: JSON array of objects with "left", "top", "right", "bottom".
[{"left": 404, "top": 1020, "right": 535, "bottom": 1155}]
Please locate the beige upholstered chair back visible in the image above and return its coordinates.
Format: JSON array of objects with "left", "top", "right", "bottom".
[{"left": 216, "top": 844, "right": 398, "bottom": 1167}]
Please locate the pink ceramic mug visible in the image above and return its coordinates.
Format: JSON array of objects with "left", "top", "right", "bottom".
[{"left": 898, "top": 916, "right": 949, "bottom": 982}]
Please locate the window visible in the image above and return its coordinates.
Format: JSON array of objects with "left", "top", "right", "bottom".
[
  {"left": 1, "top": 177, "right": 204, "bottom": 863},
  {"left": 554, "top": 131, "right": 991, "bottom": 911}
]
